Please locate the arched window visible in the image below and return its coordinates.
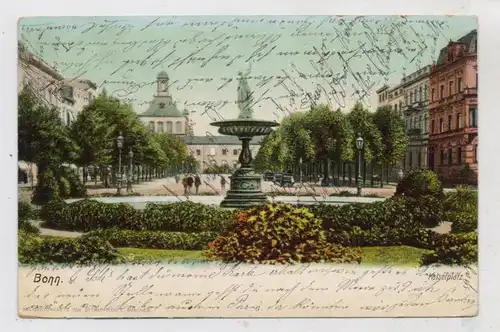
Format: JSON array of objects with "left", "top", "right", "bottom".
[
  {"left": 148, "top": 121, "right": 155, "bottom": 132},
  {"left": 157, "top": 121, "right": 164, "bottom": 132},
  {"left": 175, "top": 121, "right": 182, "bottom": 133},
  {"left": 166, "top": 121, "right": 173, "bottom": 133},
  {"left": 447, "top": 148, "right": 453, "bottom": 165},
  {"left": 419, "top": 86, "right": 423, "bottom": 101}
]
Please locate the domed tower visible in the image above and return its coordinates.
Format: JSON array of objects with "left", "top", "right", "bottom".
[
  {"left": 156, "top": 71, "right": 170, "bottom": 97},
  {"left": 138, "top": 71, "right": 189, "bottom": 136}
]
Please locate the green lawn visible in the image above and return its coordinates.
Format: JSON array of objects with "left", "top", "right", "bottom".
[{"left": 117, "top": 246, "right": 432, "bottom": 266}]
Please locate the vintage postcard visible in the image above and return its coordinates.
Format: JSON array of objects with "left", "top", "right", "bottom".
[{"left": 17, "top": 15, "right": 478, "bottom": 318}]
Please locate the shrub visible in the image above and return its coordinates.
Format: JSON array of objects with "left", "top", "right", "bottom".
[
  {"left": 420, "top": 232, "right": 477, "bottom": 266},
  {"left": 58, "top": 177, "right": 71, "bottom": 198},
  {"left": 205, "top": 203, "right": 362, "bottom": 264},
  {"left": 61, "top": 167, "right": 87, "bottom": 198},
  {"left": 444, "top": 185, "right": 478, "bottom": 216},
  {"left": 403, "top": 195, "right": 443, "bottom": 228},
  {"left": 41, "top": 199, "right": 142, "bottom": 232},
  {"left": 395, "top": 168, "right": 444, "bottom": 200},
  {"left": 88, "top": 229, "right": 219, "bottom": 250},
  {"left": 31, "top": 168, "right": 60, "bottom": 205},
  {"left": 18, "top": 201, "right": 34, "bottom": 221},
  {"left": 18, "top": 231, "right": 121, "bottom": 265},
  {"left": 457, "top": 164, "right": 476, "bottom": 185},
  {"left": 450, "top": 212, "right": 478, "bottom": 233},
  {"left": 141, "top": 202, "right": 236, "bottom": 233}
]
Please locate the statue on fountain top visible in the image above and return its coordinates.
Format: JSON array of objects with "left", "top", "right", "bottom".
[{"left": 236, "top": 67, "right": 254, "bottom": 119}]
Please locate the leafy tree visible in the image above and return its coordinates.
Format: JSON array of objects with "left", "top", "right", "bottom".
[
  {"left": 253, "top": 129, "right": 289, "bottom": 172},
  {"left": 18, "top": 86, "right": 78, "bottom": 170},
  {"left": 305, "top": 105, "right": 354, "bottom": 184},
  {"left": 87, "top": 93, "right": 152, "bottom": 167},
  {"left": 373, "top": 105, "right": 408, "bottom": 184},
  {"left": 347, "top": 102, "right": 383, "bottom": 164},
  {"left": 69, "top": 105, "right": 115, "bottom": 182},
  {"left": 152, "top": 132, "right": 189, "bottom": 172},
  {"left": 280, "top": 113, "right": 315, "bottom": 166}
]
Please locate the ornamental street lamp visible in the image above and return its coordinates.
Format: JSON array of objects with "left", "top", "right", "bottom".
[
  {"left": 299, "top": 157, "right": 303, "bottom": 184},
  {"left": 356, "top": 133, "right": 364, "bottom": 197},
  {"left": 127, "top": 149, "right": 134, "bottom": 193},
  {"left": 116, "top": 132, "right": 124, "bottom": 196}
]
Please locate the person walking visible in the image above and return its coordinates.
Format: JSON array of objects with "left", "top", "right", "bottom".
[
  {"left": 175, "top": 174, "right": 180, "bottom": 184},
  {"left": 187, "top": 174, "right": 194, "bottom": 195},
  {"left": 194, "top": 174, "right": 201, "bottom": 194},
  {"left": 182, "top": 174, "right": 189, "bottom": 195}
]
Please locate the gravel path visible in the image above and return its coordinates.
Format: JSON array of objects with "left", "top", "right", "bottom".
[
  {"left": 39, "top": 228, "right": 83, "bottom": 238},
  {"left": 34, "top": 221, "right": 453, "bottom": 239}
]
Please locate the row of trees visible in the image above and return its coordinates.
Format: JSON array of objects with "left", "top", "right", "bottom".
[
  {"left": 18, "top": 84, "right": 195, "bottom": 201},
  {"left": 253, "top": 103, "right": 409, "bottom": 185}
]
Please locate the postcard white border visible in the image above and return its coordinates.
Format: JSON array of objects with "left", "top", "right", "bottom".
[{"left": 1, "top": 0, "right": 499, "bottom": 330}]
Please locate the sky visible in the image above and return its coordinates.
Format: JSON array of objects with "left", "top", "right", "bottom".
[{"left": 18, "top": 15, "right": 477, "bottom": 135}]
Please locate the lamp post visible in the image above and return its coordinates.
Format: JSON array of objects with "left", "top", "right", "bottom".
[
  {"left": 116, "top": 132, "right": 124, "bottom": 196},
  {"left": 299, "top": 157, "right": 303, "bottom": 184},
  {"left": 127, "top": 149, "right": 134, "bottom": 193},
  {"left": 356, "top": 133, "right": 364, "bottom": 197}
]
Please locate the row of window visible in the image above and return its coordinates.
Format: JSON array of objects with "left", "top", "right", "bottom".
[
  {"left": 194, "top": 148, "right": 259, "bottom": 156},
  {"left": 148, "top": 121, "right": 183, "bottom": 133},
  {"left": 431, "top": 77, "right": 463, "bottom": 102},
  {"left": 405, "top": 84, "right": 428, "bottom": 105},
  {"left": 204, "top": 159, "right": 239, "bottom": 168},
  {"left": 195, "top": 148, "right": 241, "bottom": 156},
  {"left": 430, "top": 108, "right": 477, "bottom": 134},
  {"left": 407, "top": 114, "right": 428, "bottom": 132},
  {"left": 438, "top": 145, "right": 478, "bottom": 165}
]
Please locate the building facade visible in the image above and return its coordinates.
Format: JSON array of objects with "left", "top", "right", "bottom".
[
  {"left": 401, "top": 65, "right": 432, "bottom": 170},
  {"left": 386, "top": 85, "right": 405, "bottom": 114},
  {"left": 18, "top": 43, "right": 98, "bottom": 182},
  {"left": 428, "top": 30, "right": 478, "bottom": 184},
  {"left": 180, "top": 136, "right": 262, "bottom": 172},
  {"left": 138, "top": 71, "right": 192, "bottom": 135},
  {"left": 376, "top": 85, "right": 390, "bottom": 108},
  {"left": 18, "top": 43, "right": 97, "bottom": 126}
]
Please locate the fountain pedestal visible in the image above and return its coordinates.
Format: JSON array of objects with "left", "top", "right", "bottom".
[{"left": 210, "top": 119, "right": 279, "bottom": 209}]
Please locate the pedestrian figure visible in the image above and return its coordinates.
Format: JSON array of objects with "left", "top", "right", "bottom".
[
  {"left": 175, "top": 174, "right": 180, "bottom": 184},
  {"left": 182, "top": 174, "right": 189, "bottom": 195},
  {"left": 220, "top": 175, "right": 227, "bottom": 194},
  {"left": 187, "top": 174, "right": 194, "bottom": 195},
  {"left": 194, "top": 174, "right": 201, "bottom": 194}
]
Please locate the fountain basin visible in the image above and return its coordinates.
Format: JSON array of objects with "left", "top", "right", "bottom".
[{"left": 210, "top": 119, "right": 279, "bottom": 137}]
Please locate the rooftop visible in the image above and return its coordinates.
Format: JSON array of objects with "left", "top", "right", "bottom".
[
  {"left": 436, "top": 29, "right": 477, "bottom": 66},
  {"left": 139, "top": 97, "right": 184, "bottom": 117}
]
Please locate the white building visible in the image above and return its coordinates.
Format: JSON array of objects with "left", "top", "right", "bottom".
[
  {"left": 138, "top": 71, "right": 192, "bottom": 135},
  {"left": 401, "top": 65, "right": 432, "bottom": 170},
  {"left": 180, "top": 136, "right": 262, "bottom": 172}
]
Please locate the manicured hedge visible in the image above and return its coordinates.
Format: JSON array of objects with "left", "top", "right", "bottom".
[
  {"left": 88, "top": 229, "right": 219, "bottom": 250},
  {"left": 40, "top": 199, "right": 236, "bottom": 233},
  {"left": 18, "top": 231, "right": 121, "bottom": 265},
  {"left": 41, "top": 199, "right": 142, "bottom": 231}
]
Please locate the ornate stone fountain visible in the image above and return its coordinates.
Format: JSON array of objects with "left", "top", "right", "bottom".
[{"left": 210, "top": 70, "right": 279, "bottom": 208}]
